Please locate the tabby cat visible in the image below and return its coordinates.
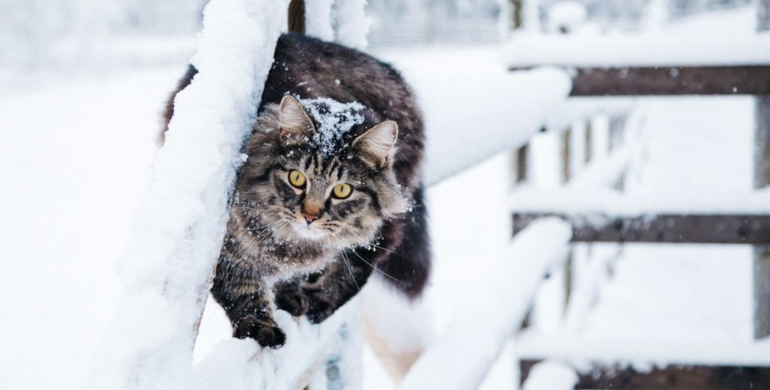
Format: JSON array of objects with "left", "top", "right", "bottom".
[{"left": 163, "top": 33, "right": 429, "bottom": 348}]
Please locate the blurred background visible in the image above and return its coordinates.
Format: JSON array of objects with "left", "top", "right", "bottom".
[{"left": 0, "top": 0, "right": 754, "bottom": 71}]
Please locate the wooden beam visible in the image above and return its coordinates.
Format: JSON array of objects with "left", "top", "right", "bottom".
[
  {"left": 515, "top": 144, "right": 529, "bottom": 184},
  {"left": 509, "top": 66, "right": 770, "bottom": 96},
  {"left": 288, "top": 0, "right": 305, "bottom": 34},
  {"left": 755, "top": 0, "right": 770, "bottom": 340},
  {"left": 512, "top": 213, "right": 770, "bottom": 244},
  {"left": 754, "top": 96, "right": 770, "bottom": 339},
  {"left": 520, "top": 360, "right": 770, "bottom": 390}
]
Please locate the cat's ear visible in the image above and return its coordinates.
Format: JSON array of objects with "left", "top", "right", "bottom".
[
  {"left": 353, "top": 120, "right": 398, "bottom": 167},
  {"left": 279, "top": 95, "right": 315, "bottom": 141}
]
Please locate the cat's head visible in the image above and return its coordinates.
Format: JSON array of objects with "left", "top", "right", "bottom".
[{"left": 236, "top": 95, "right": 407, "bottom": 249}]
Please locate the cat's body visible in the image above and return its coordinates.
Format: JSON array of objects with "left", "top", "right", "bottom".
[{"left": 164, "top": 33, "right": 430, "bottom": 348}]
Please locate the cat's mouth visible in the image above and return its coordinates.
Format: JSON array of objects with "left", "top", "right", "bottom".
[{"left": 291, "top": 221, "right": 327, "bottom": 240}]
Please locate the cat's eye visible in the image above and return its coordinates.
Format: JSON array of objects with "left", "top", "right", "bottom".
[
  {"left": 332, "top": 183, "right": 353, "bottom": 199},
  {"left": 288, "top": 170, "right": 306, "bottom": 189}
]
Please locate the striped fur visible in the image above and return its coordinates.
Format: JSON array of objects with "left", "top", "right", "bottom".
[{"left": 163, "top": 33, "right": 430, "bottom": 348}]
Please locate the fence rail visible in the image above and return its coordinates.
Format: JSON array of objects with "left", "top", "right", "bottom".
[{"left": 513, "top": 213, "right": 770, "bottom": 244}]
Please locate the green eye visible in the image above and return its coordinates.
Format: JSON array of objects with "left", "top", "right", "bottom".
[
  {"left": 332, "top": 183, "right": 353, "bottom": 199},
  {"left": 289, "top": 170, "right": 306, "bottom": 189}
]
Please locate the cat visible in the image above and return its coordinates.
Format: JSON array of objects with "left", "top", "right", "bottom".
[{"left": 163, "top": 32, "right": 430, "bottom": 348}]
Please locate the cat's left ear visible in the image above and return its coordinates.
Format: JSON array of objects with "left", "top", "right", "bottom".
[
  {"left": 279, "top": 95, "right": 315, "bottom": 141},
  {"left": 353, "top": 120, "right": 398, "bottom": 167}
]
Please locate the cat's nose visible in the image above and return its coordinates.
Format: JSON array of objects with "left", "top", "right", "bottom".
[{"left": 301, "top": 212, "right": 320, "bottom": 224}]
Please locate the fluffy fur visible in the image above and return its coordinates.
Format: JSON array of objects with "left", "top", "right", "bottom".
[{"left": 163, "top": 33, "right": 430, "bottom": 348}]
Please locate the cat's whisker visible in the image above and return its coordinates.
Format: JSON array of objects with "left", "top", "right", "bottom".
[
  {"left": 349, "top": 248, "right": 402, "bottom": 283},
  {"left": 328, "top": 236, "right": 361, "bottom": 292},
  {"left": 366, "top": 244, "right": 403, "bottom": 258}
]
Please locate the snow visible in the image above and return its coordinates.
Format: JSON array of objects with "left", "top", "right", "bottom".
[
  {"left": 512, "top": 97, "right": 769, "bottom": 216},
  {"left": 513, "top": 96, "right": 766, "bottom": 370},
  {"left": 506, "top": 5, "right": 770, "bottom": 67},
  {"left": 362, "top": 276, "right": 434, "bottom": 355},
  {"left": 85, "top": 0, "right": 290, "bottom": 388},
  {"left": 305, "top": 0, "right": 335, "bottom": 41},
  {"left": 506, "top": 33, "right": 770, "bottom": 67},
  {"left": 0, "top": 68, "right": 175, "bottom": 390},
  {"left": 400, "top": 218, "right": 572, "bottom": 390},
  {"left": 300, "top": 97, "right": 365, "bottom": 156},
  {"left": 373, "top": 46, "right": 571, "bottom": 185},
  {"left": 333, "top": 0, "right": 371, "bottom": 50},
  {"left": 547, "top": 1, "right": 588, "bottom": 31}
]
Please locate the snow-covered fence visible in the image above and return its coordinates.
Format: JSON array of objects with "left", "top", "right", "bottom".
[
  {"left": 506, "top": 2, "right": 770, "bottom": 387},
  {"left": 508, "top": 102, "right": 642, "bottom": 345},
  {"left": 80, "top": 0, "right": 575, "bottom": 387},
  {"left": 85, "top": 0, "right": 377, "bottom": 389},
  {"left": 399, "top": 219, "right": 573, "bottom": 390}
]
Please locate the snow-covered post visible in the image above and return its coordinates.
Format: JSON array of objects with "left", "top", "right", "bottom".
[
  {"left": 84, "top": 0, "right": 289, "bottom": 389},
  {"left": 333, "top": 0, "right": 370, "bottom": 50},
  {"left": 755, "top": 0, "right": 770, "bottom": 340},
  {"left": 305, "top": 0, "right": 335, "bottom": 41}
]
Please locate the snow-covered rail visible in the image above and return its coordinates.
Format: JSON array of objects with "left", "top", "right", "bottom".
[{"left": 399, "top": 219, "right": 572, "bottom": 390}]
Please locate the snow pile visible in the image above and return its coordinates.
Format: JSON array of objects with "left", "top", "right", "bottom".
[
  {"left": 84, "top": 0, "right": 290, "bottom": 389},
  {"left": 400, "top": 218, "right": 572, "bottom": 390},
  {"left": 300, "top": 97, "right": 365, "bottom": 156},
  {"left": 522, "top": 361, "right": 578, "bottom": 390},
  {"left": 333, "top": 0, "right": 371, "bottom": 50}
]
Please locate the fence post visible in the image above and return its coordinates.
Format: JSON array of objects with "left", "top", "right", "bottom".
[
  {"left": 754, "top": 94, "right": 770, "bottom": 339},
  {"left": 755, "top": 0, "right": 770, "bottom": 340}
]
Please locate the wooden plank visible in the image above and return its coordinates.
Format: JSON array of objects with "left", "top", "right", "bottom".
[
  {"left": 561, "top": 128, "right": 571, "bottom": 182},
  {"left": 515, "top": 144, "right": 529, "bottom": 184},
  {"left": 754, "top": 248, "right": 770, "bottom": 339},
  {"left": 520, "top": 360, "right": 770, "bottom": 390},
  {"left": 510, "top": 66, "right": 770, "bottom": 96},
  {"left": 755, "top": 1, "right": 770, "bottom": 340},
  {"left": 512, "top": 213, "right": 770, "bottom": 244},
  {"left": 757, "top": 97, "right": 770, "bottom": 189}
]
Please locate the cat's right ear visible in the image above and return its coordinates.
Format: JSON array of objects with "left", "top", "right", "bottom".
[{"left": 279, "top": 95, "right": 315, "bottom": 141}]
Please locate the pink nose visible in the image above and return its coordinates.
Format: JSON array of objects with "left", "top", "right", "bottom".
[{"left": 302, "top": 212, "right": 320, "bottom": 224}]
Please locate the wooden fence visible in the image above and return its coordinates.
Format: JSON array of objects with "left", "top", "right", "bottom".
[{"left": 508, "top": 2, "right": 770, "bottom": 388}]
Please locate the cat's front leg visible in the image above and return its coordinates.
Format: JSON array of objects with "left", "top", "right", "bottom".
[
  {"left": 302, "top": 249, "right": 375, "bottom": 323},
  {"left": 211, "top": 259, "right": 286, "bottom": 348},
  {"left": 273, "top": 278, "right": 308, "bottom": 317}
]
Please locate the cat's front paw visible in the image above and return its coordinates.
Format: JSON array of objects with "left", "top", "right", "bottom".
[
  {"left": 303, "top": 289, "right": 336, "bottom": 324},
  {"left": 233, "top": 315, "right": 286, "bottom": 349},
  {"left": 274, "top": 283, "right": 309, "bottom": 317}
]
